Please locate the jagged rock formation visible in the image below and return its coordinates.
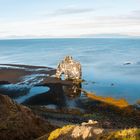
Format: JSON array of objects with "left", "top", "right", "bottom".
[
  {"left": 56, "top": 56, "right": 82, "bottom": 80},
  {"left": 0, "top": 94, "right": 54, "bottom": 140}
]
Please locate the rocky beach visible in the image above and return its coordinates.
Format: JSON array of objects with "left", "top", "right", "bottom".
[{"left": 0, "top": 64, "right": 140, "bottom": 140}]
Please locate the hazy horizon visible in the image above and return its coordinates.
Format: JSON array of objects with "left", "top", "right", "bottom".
[
  {"left": 0, "top": 0, "right": 140, "bottom": 39},
  {"left": 0, "top": 36, "right": 140, "bottom": 40}
]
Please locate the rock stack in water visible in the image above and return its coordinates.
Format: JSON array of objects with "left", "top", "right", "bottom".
[{"left": 56, "top": 56, "right": 82, "bottom": 80}]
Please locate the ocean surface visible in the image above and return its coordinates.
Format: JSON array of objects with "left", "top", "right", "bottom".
[{"left": 0, "top": 38, "right": 140, "bottom": 104}]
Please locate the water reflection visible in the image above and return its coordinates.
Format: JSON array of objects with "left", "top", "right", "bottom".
[
  {"left": 0, "top": 82, "right": 83, "bottom": 109},
  {"left": 22, "top": 84, "right": 67, "bottom": 108},
  {"left": 22, "top": 83, "right": 83, "bottom": 110},
  {"left": 63, "top": 83, "right": 81, "bottom": 99}
]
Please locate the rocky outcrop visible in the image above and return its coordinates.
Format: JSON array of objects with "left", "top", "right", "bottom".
[
  {"left": 56, "top": 56, "right": 82, "bottom": 80},
  {"left": 0, "top": 94, "right": 54, "bottom": 140},
  {"left": 37, "top": 120, "right": 105, "bottom": 140},
  {"left": 37, "top": 120, "right": 140, "bottom": 140}
]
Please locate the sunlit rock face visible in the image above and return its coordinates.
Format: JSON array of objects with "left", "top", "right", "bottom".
[{"left": 56, "top": 56, "right": 82, "bottom": 80}]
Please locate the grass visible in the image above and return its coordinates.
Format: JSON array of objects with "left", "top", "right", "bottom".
[
  {"left": 48, "top": 126, "right": 140, "bottom": 140},
  {"left": 47, "top": 125, "right": 140, "bottom": 140},
  {"left": 104, "top": 128, "right": 140, "bottom": 140},
  {"left": 48, "top": 125, "right": 74, "bottom": 140}
]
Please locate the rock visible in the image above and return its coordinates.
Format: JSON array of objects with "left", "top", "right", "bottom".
[
  {"left": 88, "top": 120, "right": 98, "bottom": 125},
  {"left": 123, "top": 62, "right": 132, "bottom": 65},
  {"left": 0, "top": 81, "right": 10, "bottom": 85},
  {"left": 81, "top": 120, "right": 98, "bottom": 126},
  {"left": 71, "top": 124, "right": 104, "bottom": 139},
  {"left": 38, "top": 120, "right": 104, "bottom": 140},
  {"left": 37, "top": 119, "right": 140, "bottom": 140},
  {"left": 56, "top": 56, "right": 82, "bottom": 80},
  {"left": 111, "top": 83, "right": 114, "bottom": 86},
  {"left": 0, "top": 94, "right": 54, "bottom": 140}
]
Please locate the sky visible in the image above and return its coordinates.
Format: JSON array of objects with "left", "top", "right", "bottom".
[{"left": 0, "top": 0, "right": 140, "bottom": 39}]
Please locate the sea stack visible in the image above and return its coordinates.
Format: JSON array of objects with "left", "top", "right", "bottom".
[{"left": 56, "top": 56, "right": 82, "bottom": 80}]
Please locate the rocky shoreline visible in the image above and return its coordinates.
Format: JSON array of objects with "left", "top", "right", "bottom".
[
  {"left": 0, "top": 94, "right": 139, "bottom": 140},
  {"left": 0, "top": 64, "right": 140, "bottom": 140}
]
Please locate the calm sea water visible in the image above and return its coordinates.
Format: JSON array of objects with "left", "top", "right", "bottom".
[{"left": 0, "top": 38, "right": 140, "bottom": 104}]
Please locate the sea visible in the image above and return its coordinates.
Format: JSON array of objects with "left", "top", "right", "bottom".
[{"left": 0, "top": 38, "right": 140, "bottom": 104}]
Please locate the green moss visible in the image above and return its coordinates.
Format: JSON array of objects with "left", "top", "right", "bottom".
[
  {"left": 48, "top": 126, "right": 140, "bottom": 140},
  {"left": 103, "top": 128, "right": 140, "bottom": 140},
  {"left": 48, "top": 125, "right": 74, "bottom": 140}
]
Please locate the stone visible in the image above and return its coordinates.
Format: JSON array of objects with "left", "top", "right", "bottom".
[
  {"left": 123, "top": 62, "right": 132, "bottom": 65},
  {"left": 81, "top": 120, "right": 98, "bottom": 126},
  {"left": 56, "top": 56, "right": 82, "bottom": 80}
]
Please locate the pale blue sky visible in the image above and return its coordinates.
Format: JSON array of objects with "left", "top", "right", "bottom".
[{"left": 0, "top": 0, "right": 140, "bottom": 38}]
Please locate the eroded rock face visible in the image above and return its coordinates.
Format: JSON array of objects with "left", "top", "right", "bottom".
[
  {"left": 56, "top": 56, "right": 82, "bottom": 80},
  {"left": 0, "top": 94, "right": 54, "bottom": 140}
]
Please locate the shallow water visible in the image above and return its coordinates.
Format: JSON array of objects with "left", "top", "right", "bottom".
[
  {"left": 0, "top": 38, "right": 140, "bottom": 104},
  {"left": 0, "top": 84, "right": 50, "bottom": 103}
]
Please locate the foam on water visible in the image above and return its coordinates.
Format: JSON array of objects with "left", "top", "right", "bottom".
[{"left": 18, "top": 74, "right": 46, "bottom": 86}]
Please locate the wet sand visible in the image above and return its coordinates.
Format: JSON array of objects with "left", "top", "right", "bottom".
[{"left": 0, "top": 64, "right": 56, "bottom": 84}]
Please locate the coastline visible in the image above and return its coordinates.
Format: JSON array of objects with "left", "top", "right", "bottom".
[{"left": 0, "top": 64, "right": 140, "bottom": 139}]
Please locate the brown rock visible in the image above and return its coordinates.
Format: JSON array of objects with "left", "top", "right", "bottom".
[{"left": 0, "top": 94, "right": 54, "bottom": 140}]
